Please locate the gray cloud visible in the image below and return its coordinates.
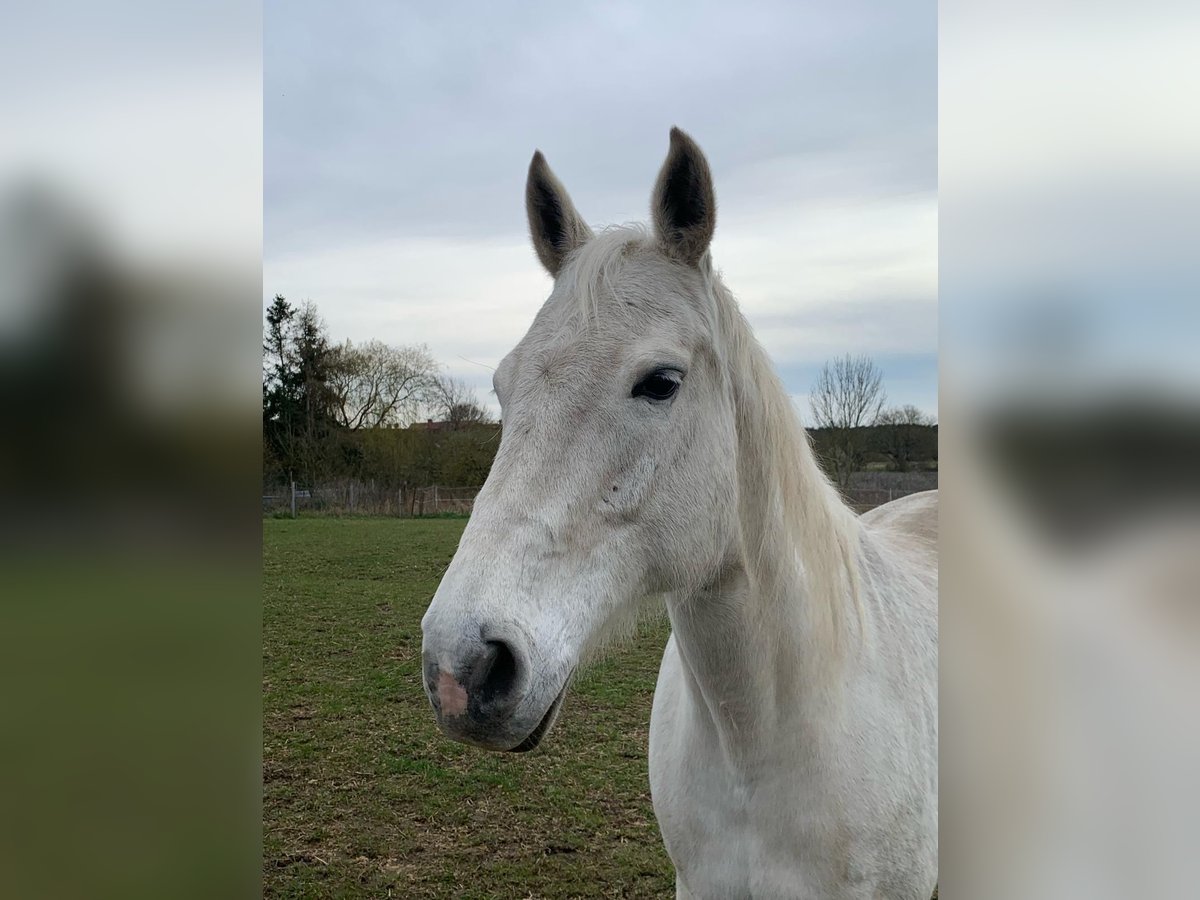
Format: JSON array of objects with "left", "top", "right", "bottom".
[
  {"left": 266, "top": 0, "right": 936, "bottom": 415},
  {"left": 267, "top": 0, "right": 933, "bottom": 252}
]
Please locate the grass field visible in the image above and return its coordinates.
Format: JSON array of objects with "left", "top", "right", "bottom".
[{"left": 264, "top": 517, "right": 676, "bottom": 898}]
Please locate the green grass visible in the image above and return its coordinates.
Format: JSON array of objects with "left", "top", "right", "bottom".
[{"left": 264, "top": 518, "right": 675, "bottom": 898}]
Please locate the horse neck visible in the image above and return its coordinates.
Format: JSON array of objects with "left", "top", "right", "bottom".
[{"left": 664, "top": 288, "right": 863, "bottom": 766}]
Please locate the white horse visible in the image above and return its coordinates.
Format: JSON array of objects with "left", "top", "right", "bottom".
[{"left": 421, "top": 128, "right": 938, "bottom": 898}]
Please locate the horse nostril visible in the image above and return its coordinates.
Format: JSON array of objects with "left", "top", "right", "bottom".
[
  {"left": 476, "top": 639, "right": 519, "bottom": 706},
  {"left": 423, "top": 655, "right": 440, "bottom": 697}
]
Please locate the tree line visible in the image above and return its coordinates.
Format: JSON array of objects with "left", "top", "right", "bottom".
[
  {"left": 262, "top": 295, "right": 496, "bottom": 488},
  {"left": 264, "top": 300, "right": 934, "bottom": 492},
  {"left": 807, "top": 354, "right": 937, "bottom": 487}
]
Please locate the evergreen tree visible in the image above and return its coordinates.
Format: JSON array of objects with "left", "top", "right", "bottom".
[{"left": 262, "top": 296, "right": 337, "bottom": 484}]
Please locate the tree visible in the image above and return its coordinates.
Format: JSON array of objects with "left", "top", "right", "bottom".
[
  {"left": 291, "top": 302, "right": 338, "bottom": 483},
  {"left": 327, "top": 340, "right": 438, "bottom": 430},
  {"left": 262, "top": 295, "right": 300, "bottom": 481},
  {"left": 261, "top": 296, "right": 504, "bottom": 490},
  {"left": 263, "top": 295, "right": 294, "bottom": 391},
  {"left": 262, "top": 297, "right": 337, "bottom": 484},
  {"left": 809, "top": 354, "right": 887, "bottom": 488},
  {"left": 428, "top": 376, "right": 491, "bottom": 429},
  {"left": 876, "top": 405, "right": 936, "bottom": 472}
]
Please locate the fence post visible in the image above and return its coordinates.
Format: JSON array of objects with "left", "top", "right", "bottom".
[
  {"left": 291, "top": 480, "right": 297, "bottom": 519},
  {"left": 350, "top": 481, "right": 356, "bottom": 513}
]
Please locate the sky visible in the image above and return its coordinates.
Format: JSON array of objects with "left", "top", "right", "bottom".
[{"left": 264, "top": 1, "right": 937, "bottom": 421}]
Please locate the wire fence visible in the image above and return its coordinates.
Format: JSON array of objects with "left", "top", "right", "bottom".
[
  {"left": 264, "top": 470, "right": 937, "bottom": 519},
  {"left": 262, "top": 481, "right": 481, "bottom": 518},
  {"left": 843, "top": 471, "right": 939, "bottom": 512},
  {"left": 841, "top": 470, "right": 939, "bottom": 513}
]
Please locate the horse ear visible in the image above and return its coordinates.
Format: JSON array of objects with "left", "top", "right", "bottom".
[
  {"left": 651, "top": 127, "right": 716, "bottom": 266},
  {"left": 526, "top": 151, "right": 592, "bottom": 277}
]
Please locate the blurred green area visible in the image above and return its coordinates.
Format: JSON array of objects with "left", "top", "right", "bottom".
[{"left": 0, "top": 556, "right": 260, "bottom": 899}]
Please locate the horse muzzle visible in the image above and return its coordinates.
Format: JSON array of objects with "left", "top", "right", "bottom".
[{"left": 420, "top": 622, "right": 567, "bottom": 752}]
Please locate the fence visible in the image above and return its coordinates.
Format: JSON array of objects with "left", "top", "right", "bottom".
[
  {"left": 262, "top": 481, "right": 482, "bottom": 518},
  {"left": 841, "top": 470, "right": 939, "bottom": 512},
  {"left": 264, "top": 470, "right": 937, "bottom": 519},
  {"left": 409, "top": 485, "right": 482, "bottom": 516}
]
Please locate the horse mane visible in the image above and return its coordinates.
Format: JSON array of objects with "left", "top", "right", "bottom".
[
  {"left": 561, "top": 225, "right": 864, "bottom": 654},
  {"left": 703, "top": 262, "right": 865, "bottom": 656}
]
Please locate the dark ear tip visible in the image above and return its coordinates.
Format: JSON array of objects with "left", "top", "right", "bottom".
[{"left": 668, "top": 126, "right": 695, "bottom": 150}]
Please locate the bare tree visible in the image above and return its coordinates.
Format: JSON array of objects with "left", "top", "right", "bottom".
[
  {"left": 428, "top": 375, "right": 492, "bottom": 428},
  {"left": 327, "top": 340, "right": 438, "bottom": 429},
  {"left": 809, "top": 354, "right": 887, "bottom": 488},
  {"left": 876, "top": 404, "right": 935, "bottom": 472}
]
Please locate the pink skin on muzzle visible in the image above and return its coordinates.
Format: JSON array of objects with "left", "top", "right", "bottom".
[{"left": 437, "top": 671, "right": 469, "bottom": 717}]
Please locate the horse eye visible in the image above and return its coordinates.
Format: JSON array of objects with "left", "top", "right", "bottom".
[{"left": 632, "top": 369, "right": 682, "bottom": 402}]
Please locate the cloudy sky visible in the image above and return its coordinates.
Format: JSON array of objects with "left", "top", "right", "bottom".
[{"left": 265, "top": 1, "right": 936, "bottom": 421}]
